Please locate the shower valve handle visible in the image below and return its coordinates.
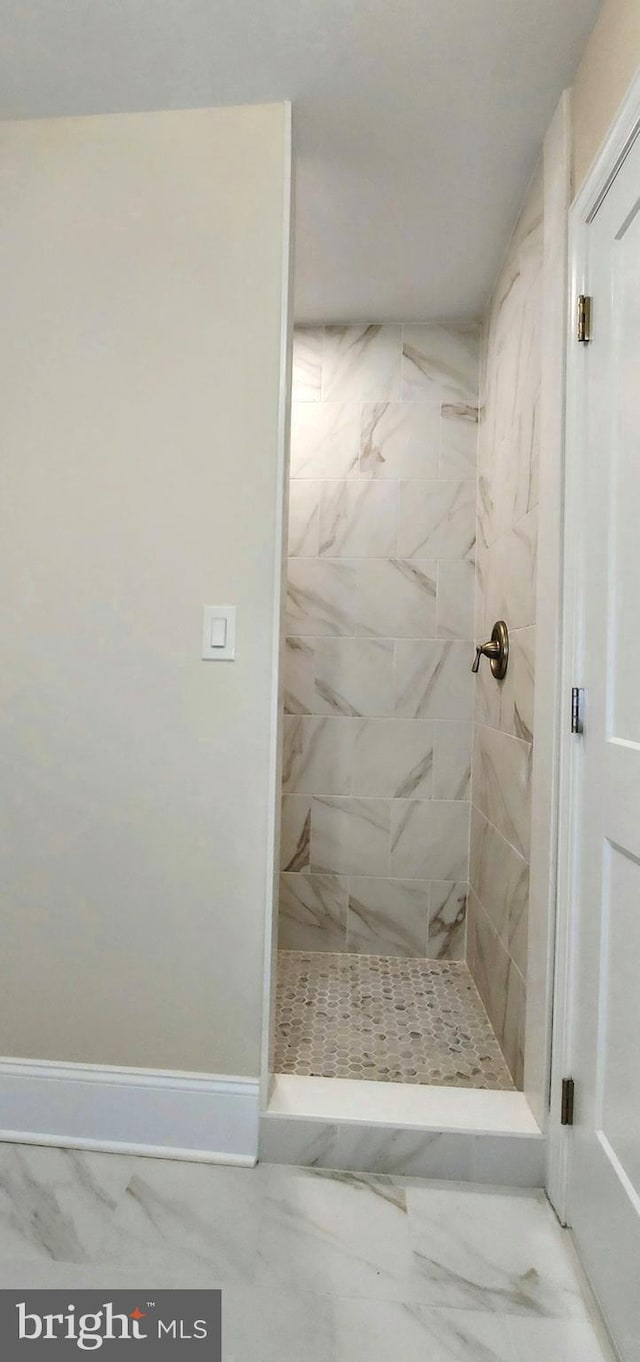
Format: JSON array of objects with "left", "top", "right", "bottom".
[
  {"left": 472, "top": 640, "right": 500, "bottom": 672},
  {"left": 471, "top": 620, "right": 509, "bottom": 680}
]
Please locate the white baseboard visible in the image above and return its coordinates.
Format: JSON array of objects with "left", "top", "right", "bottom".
[{"left": 0, "top": 1057, "right": 259, "bottom": 1165}]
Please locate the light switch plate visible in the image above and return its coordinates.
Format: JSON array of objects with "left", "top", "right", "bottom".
[{"left": 202, "top": 605, "right": 236, "bottom": 661}]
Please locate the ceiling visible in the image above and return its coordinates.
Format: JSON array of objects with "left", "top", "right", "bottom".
[{"left": 0, "top": 0, "right": 601, "bottom": 322}]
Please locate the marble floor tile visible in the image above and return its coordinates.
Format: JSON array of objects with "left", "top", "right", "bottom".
[
  {"left": 406, "top": 1186, "right": 589, "bottom": 1318},
  {"left": 0, "top": 1144, "right": 133, "bottom": 1263},
  {"left": 332, "top": 1300, "right": 513, "bottom": 1362},
  {"left": 256, "top": 1166, "right": 416, "bottom": 1302},
  {"left": 254, "top": 1166, "right": 344, "bottom": 1296},
  {"left": 256, "top": 1285, "right": 337, "bottom": 1362},
  {"left": 98, "top": 1159, "right": 269, "bottom": 1282},
  {"left": 0, "top": 1259, "right": 219, "bottom": 1288},
  {"left": 0, "top": 1149, "right": 612, "bottom": 1362},
  {"left": 503, "top": 1313, "right": 616, "bottom": 1362},
  {"left": 360, "top": 400, "right": 440, "bottom": 480},
  {"left": 290, "top": 401, "right": 359, "bottom": 479}
]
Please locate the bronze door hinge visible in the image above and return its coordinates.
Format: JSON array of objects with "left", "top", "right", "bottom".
[
  {"left": 577, "top": 294, "right": 592, "bottom": 343},
  {"left": 561, "top": 1077, "right": 575, "bottom": 1126}
]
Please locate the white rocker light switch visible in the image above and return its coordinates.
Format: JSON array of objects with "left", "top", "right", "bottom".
[{"left": 202, "top": 606, "right": 235, "bottom": 660}]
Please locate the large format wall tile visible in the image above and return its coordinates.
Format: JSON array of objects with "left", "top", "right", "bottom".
[
  {"left": 280, "top": 795, "right": 311, "bottom": 873},
  {"left": 510, "top": 625, "right": 535, "bottom": 744},
  {"left": 398, "top": 480, "right": 476, "bottom": 560},
  {"left": 313, "top": 638, "right": 395, "bottom": 717},
  {"left": 319, "top": 481, "right": 398, "bottom": 558},
  {"left": 433, "top": 721, "right": 472, "bottom": 801},
  {"left": 390, "top": 800, "right": 470, "bottom": 881},
  {"left": 402, "top": 325, "right": 480, "bottom": 402},
  {"left": 279, "top": 326, "right": 479, "bottom": 958},
  {"left": 347, "top": 877, "right": 429, "bottom": 957},
  {"left": 311, "top": 796, "right": 391, "bottom": 878},
  {"left": 468, "top": 164, "right": 542, "bottom": 1087},
  {"left": 283, "top": 637, "right": 314, "bottom": 715},
  {"left": 436, "top": 560, "right": 475, "bottom": 640},
  {"left": 470, "top": 805, "right": 529, "bottom": 976},
  {"left": 353, "top": 719, "right": 434, "bottom": 798},
  {"left": 290, "top": 402, "right": 359, "bottom": 479},
  {"left": 354, "top": 559, "right": 437, "bottom": 638},
  {"left": 282, "top": 715, "right": 357, "bottom": 795},
  {"left": 395, "top": 641, "right": 474, "bottom": 720},
  {"left": 279, "top": 872, "right": 348, "bottom": 951},
  {"left": 323, "top": 325, "right": 402, "bottom": 401},
  {"left": 292, "top": 327, "right": 323, "bottom": 402},
  {"left": 360, "top": 402, "right": 440, "bottom": 480},
  {"left": 472, "top": 723, "right": 532, "bottom": 860},
  {"left": 288, "top": 481, "right": 320, "bottom": 557},
  {"left": 467, "top": 889, "right": 525, "bottom": 1087},
  {"left": 474, "top": 626, "right": 535, "bottom": 744},
  {"left": 440, "top": 403, "right": 479, "bottom": 479},
  {"left": 428, "top": 882, "right": 467, "bottom": 960},
  {"left": 505, "top": 506, "right": 538, "bottom": 629},
  {"left": 286, "top": 559, "right": 356, "bottom": 636}
]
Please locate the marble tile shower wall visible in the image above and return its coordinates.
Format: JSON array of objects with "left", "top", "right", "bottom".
[
  {"left": 279, "top": 324, "right": 479, "bottom": 961},
  {"left": 469, "top": 164, "right": 544, "bottom": 1088}
]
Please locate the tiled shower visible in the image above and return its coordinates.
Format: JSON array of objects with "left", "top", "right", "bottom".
[{"left": 276, "top": 271, "right": 540, "bottom": 1090}]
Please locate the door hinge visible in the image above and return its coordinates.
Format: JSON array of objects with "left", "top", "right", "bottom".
[
  {"left": 561, "top": 1077, "right": 575, "bottom": 1126},
  {"left": 576, "top": 294, "right": 592, "bottom": 343},
  {"left": 571, "top": 686, "right": 584, "bottom": 734}
]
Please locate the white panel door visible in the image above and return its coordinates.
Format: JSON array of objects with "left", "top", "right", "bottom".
[{"left": 567, "top": 130, "right": 640, "bottom": 1362}]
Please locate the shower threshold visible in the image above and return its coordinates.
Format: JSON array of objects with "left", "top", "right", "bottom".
[{"left": 274, "top": 950, "right": 514, "bottom": 1091}]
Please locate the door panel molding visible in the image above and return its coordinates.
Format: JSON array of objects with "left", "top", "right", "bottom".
[
  {"left": 544, "top": 61, "right": 640, "bottom": 1307},
  {"left": 548, "top": 67, "right": 640, "bottom": 1224}
]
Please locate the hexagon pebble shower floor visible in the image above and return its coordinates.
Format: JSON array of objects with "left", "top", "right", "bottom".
[{"left": 274, "top": 951, "right": 515, "bottom": 1090}]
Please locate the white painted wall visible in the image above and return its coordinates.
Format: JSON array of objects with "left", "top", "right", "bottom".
[
  {"left": 525, "top": 93, "right": 572, "bottom": 1129},
  {"left": 0, "top": 104, "right": 291, "bottom": 1077},
  {"left": 572, "top": 0, "right": 640, "bottom": 194}
]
